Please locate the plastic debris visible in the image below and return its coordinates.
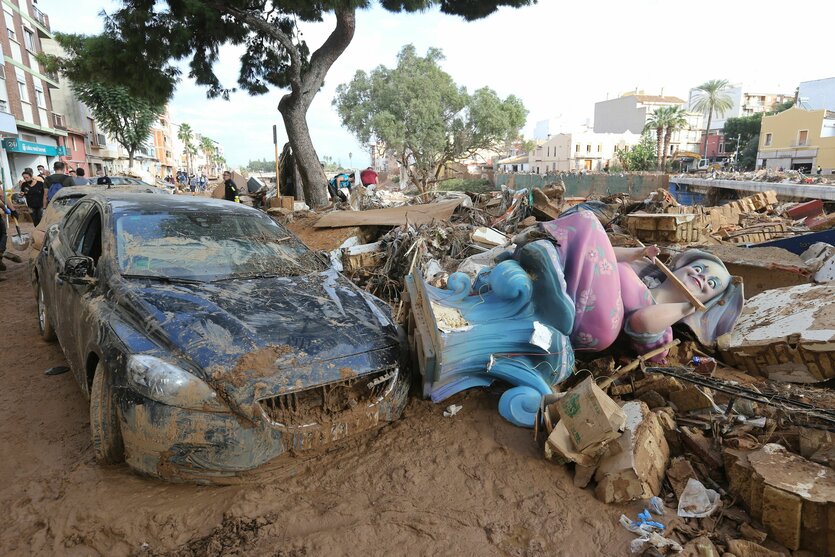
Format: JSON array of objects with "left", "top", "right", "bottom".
[
  {"left": 648, "top": 496, "right": 665, "bottom": 516},
  {"left": 628, "top": 532, "right": 683, "bottom": 554},
  {"left": 443, "top": 404, "right": 463, "bottom": 418},
  {"left": 677, "top": 478, "right": 721, "bottom": 518}
]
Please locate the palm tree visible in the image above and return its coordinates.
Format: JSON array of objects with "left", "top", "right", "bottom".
[
  {"left": 177, "top": 123, "right": 195, "bottom": 174},
  {"left": 644, "top": 109, "right": 666, "bottom": 170},
  {"left": 200, "top": 136, "right": 216, "bottom": 174},
  {"left": 691, "top": 79, "right": 734, "bottom": 159},
  {"left": 661, "top": 106, "right": 689, "bottom": 170}
]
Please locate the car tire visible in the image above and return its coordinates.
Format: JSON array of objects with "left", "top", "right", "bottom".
[
  {"left": 90, "top": 363, "right": 125, "bottom": 464},
  {"left": 37, "top": 282, "right": 57, "bottom": 341}
]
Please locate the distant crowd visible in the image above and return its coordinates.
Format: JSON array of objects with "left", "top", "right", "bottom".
[{"left": 164, "top": 170, "right": 210, "bottom": 193}]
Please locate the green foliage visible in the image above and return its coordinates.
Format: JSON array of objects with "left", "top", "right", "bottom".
[
  {"left": 722, "top": 113, "right": 763, "bottom": 148},
  {"left": 690, "top": 79, "right": 735, "bottom": 119},
  {"left": 616, "top": 132, "right": 657, "bottom": 171},
  {"left": 247, "top": 159, "right": 276, "bottom": 172},
  {"left": 333, "top": 45, "right": 527, "bottom": 192},
  {"left": 41, "top": 1, "right": 534, "bottom": 107},
  {"left": 739, "top": 135, "right": 759, "bottom": 171},
  {"left": 70, "top": 81, "right": 163, "bottom": 167},
  {"left": 773, "top": 98, "right": 795, "bottom": 113}
]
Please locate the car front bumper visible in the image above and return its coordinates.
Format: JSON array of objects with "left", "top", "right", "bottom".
[{"left": 117, "top": 370, "right": 410, "bottom": 483}]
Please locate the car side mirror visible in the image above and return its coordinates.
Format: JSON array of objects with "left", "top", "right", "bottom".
[{"left": 61, "top": 255, "right": 97, "bottom": 286}]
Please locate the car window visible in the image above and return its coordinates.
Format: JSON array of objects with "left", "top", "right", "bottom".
[
  {"left": 113, "top": 209, "right": 327, "bottom": 281},
  {"left": 76, "top": 208, "right": 104, "bottom": 264},
  {"left": 60, "top": 201, "right": 95, "bottom": 246}
]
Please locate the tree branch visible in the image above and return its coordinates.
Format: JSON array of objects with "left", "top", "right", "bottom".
[
  {"left": 298, "top": 7, "right": 355, "bottom": 109},
  {"left": 222, "top": 5, "right": 303, "bottom": 91}
]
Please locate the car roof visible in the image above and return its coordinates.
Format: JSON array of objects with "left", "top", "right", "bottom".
[
  {"left": 87, "top": 193, "right": 260, "bottom": 215},
  {"left": 51, "top": 184, "right": 161, "bottom": 200}
]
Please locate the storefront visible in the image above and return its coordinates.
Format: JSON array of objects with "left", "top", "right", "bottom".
[{"left": 1, "top": 137, "right": 66, "bottom": 184}]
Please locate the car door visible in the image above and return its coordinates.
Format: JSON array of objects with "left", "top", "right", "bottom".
[
  {"left": 57, "top": 202, "right": 106, "bottom": 382},
  {"left": 41, "top": 201, "right": 95, "bottom": 342}
]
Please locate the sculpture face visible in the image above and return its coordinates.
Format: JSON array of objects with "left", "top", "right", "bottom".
[{"left": 673, "top": 257, "right": 731, "bottom": 303}]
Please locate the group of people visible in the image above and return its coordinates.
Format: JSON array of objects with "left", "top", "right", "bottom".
[
  {"left": 166, "top": 171, "right": 209, "bottom": 193},
  {"left": 13, "top": 162, "right": 114, "bottom": 227},
  {"left": 327, "top": 166, "right": 378, "bottom": 202}
]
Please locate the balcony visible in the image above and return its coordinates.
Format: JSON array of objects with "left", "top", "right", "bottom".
[{"left": 30, "top": 5, "right": 51, "bottom": 36}]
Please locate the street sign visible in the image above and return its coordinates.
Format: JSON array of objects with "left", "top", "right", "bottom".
[{"left": 1, "top": 138, "right": 66, "bottom": 156}]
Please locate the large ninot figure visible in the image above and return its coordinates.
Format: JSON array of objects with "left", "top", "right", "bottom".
[{"left": 408, "top": 206, "right": 744, "bottom": 427}]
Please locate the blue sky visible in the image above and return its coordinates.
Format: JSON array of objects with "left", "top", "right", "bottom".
[{"left": 41, "top": 0, "right": 831, "bottom": 168}]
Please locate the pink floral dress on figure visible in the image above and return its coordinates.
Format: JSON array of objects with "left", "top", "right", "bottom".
[{"left": 541, "top": 209, "right": 673, "bottom": 360}]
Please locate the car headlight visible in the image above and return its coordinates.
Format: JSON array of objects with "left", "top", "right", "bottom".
[{"left": 127, "top": 355, "right": 226, "bottom": 411}]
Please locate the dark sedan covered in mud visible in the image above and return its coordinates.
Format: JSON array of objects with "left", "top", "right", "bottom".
[{"left": 33, "top": 193, "right": 408, "bottom": 482}]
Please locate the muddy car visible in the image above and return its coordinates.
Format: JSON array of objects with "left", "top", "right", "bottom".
[{"left": 34, "top": 193, "right": 408, "bottom": 482}]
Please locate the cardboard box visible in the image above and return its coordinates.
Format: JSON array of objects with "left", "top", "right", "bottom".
[
  {"left": 593, "top": 402, "right": 671, "bottom": 503},
  {"left": 556, "top": 376, "right": 626, "bottom": 454}
]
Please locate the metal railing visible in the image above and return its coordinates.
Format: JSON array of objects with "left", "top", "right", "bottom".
[{"left": 31, "top": 5, "right": 50, "bottom": 31}]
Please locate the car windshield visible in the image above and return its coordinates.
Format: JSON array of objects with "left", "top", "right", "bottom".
[{"left": 114, "top": 209, "right": 326, "bottom": 281}]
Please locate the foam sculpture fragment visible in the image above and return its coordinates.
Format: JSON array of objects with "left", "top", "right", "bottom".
[{"left": 405, "top": 240, "right": 576, "bottom": 427}]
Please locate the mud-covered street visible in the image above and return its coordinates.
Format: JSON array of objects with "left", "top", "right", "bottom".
[{"left": 0, "top": 235, "right": 635, "bottom": 556}]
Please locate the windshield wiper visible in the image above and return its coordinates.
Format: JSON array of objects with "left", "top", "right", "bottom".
[
  {"left": 210, "top": 272, "right": 289, "bottom": 282},
  {"left": 121, "top": 274, "right": 204, "bottom": 285}
]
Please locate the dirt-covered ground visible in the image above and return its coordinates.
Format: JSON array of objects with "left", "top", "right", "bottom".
[{"left": 0, "top": 223, "right": 637, "bottom": 556}]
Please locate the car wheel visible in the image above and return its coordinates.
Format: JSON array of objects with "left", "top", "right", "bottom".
[
  {"left": 37, "top": 282, "right": 57, "bottom": 341},
  {"left": 90, "top": 363, "right": 125, "bottom": 464}
]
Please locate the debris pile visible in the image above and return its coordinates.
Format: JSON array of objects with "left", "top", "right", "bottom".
[
  {"left": 688, "top": 168, "right": 835, "bottom": 185},
  {"left": 279, "top": 178, "right": 835, "bottom": 555}
]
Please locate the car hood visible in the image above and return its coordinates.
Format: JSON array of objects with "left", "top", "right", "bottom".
[{"left": 118, "top": 268, "right": 400, "bottom": 413}]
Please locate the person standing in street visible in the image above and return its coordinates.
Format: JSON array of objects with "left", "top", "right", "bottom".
[
  {"left": 36, "top": 164, "right": 48, "bottom": 180},
  {"left": 817, "top": 165, "right": 823, "bottom": 175},
  {"left": 223, "top": 170, "right": 240, "bottom": 202},
  {"left": 19, "top": 169, "right": 44, "bottom": 226},
  {"left": 73, "top": 168, "right": 91, "bottom": 185},
  {"left": 44, "top": 161, "right": 75, "bottom": 205}
]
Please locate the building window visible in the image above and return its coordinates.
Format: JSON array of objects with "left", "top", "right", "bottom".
[
  {"left": 575, "top": 144, "right": 580, "bottom": 153},
  {"left": 765, "top": 133, "right": 772, "bottom": 146},
  {"left": 0, "top": 65, "right": 5, "bottom": 80},
  {"left": 23, "top": 29, "right": 34, "bottom": 51},
  {"left": 6, "top": 26, "right": 15, "bottom": 42},
  {"left": 0, "top": 99, "right": 7, "bottom": 113},
  {"left": 798, "top": 130, "right": 808, "bottom": 146},
  {"left": 35, "top": 87, "right": 45, "bottom": 108},
  {"left": 71, "top": 136, "right": 77, "bottom": 151},
  {"left": 18, "top": 79, "right": 28, "bottom": 103},
  {"left": 586, "top": 144, "right": 591, "bottom": 153},
  {"left": 597, "top": 144, "right": 602, "bottom": 152},
  {"left": 546, "top": 146, "right": 550, "bottom": 157},
  {"left": 719, "top": 142, "right": 726, "bottom": 153}
]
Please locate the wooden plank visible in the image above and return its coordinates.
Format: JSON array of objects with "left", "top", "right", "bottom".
[{"left": 314, "top": 199, "right": 464, "bottom": 228}]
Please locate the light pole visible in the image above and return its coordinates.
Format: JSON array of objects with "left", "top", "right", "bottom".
[{"left": 735, "top": 133, "right": 742, "bottom": 171}]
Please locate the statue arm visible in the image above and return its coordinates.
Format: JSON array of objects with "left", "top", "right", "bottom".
[{"left": 627, "top": 301, "right": 694, "bottom": 334}]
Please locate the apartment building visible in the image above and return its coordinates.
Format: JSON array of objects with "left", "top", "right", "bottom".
[
  {"left": 687, "top": 85, "right": 793, "bottom": 132},
  {"left": 0, "top": 0, "right": 66, "bottom": 185},
  {"left": 530, "top": 130, "right": 640, "bottom": 173},
  {"left": 593, "top": 93, "right": 688, "bottom": 134},
  {"left": 756, "top": 107, "right": 835, "bottom": 174}
]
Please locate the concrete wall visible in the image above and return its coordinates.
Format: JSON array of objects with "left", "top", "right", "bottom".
[{"left": 495, "top": 172, "right": 669, "bottom": 198}]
